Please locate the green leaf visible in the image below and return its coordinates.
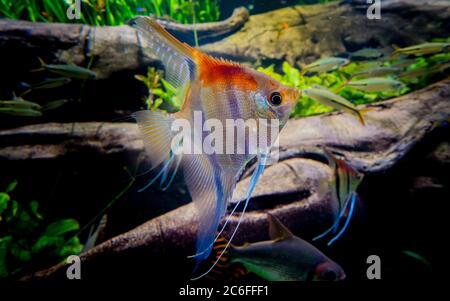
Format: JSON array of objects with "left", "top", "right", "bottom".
[
  {"left": 134, "top": 74, "right": 147, "bottom": 83},
  {"left": 0, "top": 236, "right": 12, "bottom": 278},
  {"left": 29, "top": 200, "right": 43, "bottom": 220},
  {"left": 18, "top": 210, "right": 39, "bottom": 232},
  {"left": 152, "top": 98, "right": 163, "bottom": 110},
  {"left": 7, "top": 200, "right": 18, "bottom": 221},
  {"left": 161, "top": 78, "right": 177, "bottom": 95},
  {"left": 42, "top": 219, "right": 80, "bottom": 237},
  {"left": 0, "top": 193, "right": 10, "bottom": 216},
  {"left": 5, "top": 180, "right": 18, "bottom": 193},
  {"left": 151, "top": 88, "right": 164, "bottom": 95},
  {"left": 10, "top": 243, "right": 31, "bottom": 262},
  {"left": 59, "top": 237, "right": 83, "bottom": 258},
  {"left": 282, "top": 62, "right": 301, "bottom": 87},
  {"left": 31, "top": 236, "right": 65, "bottom": 254}
]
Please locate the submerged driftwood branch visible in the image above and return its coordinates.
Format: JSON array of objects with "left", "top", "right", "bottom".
[
  {"left": 2, "top": 78, "right": 450, "bottom": 168},
  {"left": 155, "top": 7, "right": 249, "bottom": 43},
  {"left": 0, "top": 7, "right": 248, "bottom": 80},
  {"left": 0, "top": 0, "right": 448, "bottom": 80},
  {"left": 18, "top": 78, "right": 450, "bottom": 280}
]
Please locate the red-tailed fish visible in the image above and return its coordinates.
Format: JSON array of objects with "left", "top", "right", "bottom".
[
  {"left": 209, "top": 214, "right": 346, "bottom": 281},
  {"left": 129, "top": 17, "right": 301, "bottom": 278}
]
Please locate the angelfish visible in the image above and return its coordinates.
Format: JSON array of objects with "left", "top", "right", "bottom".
[
  {"left": 314, "top": 149, "right": 364, "bottom": 246},
  {"left": 129, "top": 17, "right": 301, "bottom": 276},
  {"left": 213, "top": 214, "right": 346, "bottom": 281}
]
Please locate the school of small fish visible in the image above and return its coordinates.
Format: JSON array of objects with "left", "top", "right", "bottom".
[{"left": 1, "top": 59, "right": 97, "bottom": 118}]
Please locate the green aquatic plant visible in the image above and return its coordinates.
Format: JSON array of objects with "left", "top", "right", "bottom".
[
  {"left": 0, "top": 0, "right": 220, "bottom": 26},
  {"left": 258, "top": 50, "right": 449, "bottom": 118},
  {"left": 135, "top": 67, "right": 180, "bottom": 111},
  {"left": 0, "top": 180, "right": 83, "bottom": 278}
]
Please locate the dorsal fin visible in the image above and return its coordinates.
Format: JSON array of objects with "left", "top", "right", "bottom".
[
  {"left": 129, "top": 17, "right": 202, "bottom": 107},
  {"left": 130, "top": 17, "right": 247, "bottom": 109},
  {"left": 267, "top": 213, "right": 294, "bottom": 241}
]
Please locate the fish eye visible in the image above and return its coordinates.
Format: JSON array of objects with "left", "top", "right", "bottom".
[
  {"left": 269, "top": 91, "right": 282, "bottom": 106},
  {"left": 321, "top": 269, "right": 338, "bottom": 281}
]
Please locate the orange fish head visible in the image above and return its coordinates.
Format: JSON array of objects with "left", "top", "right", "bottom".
[{"left": 252, "top": 71, "right": 301, "bottom": 127}]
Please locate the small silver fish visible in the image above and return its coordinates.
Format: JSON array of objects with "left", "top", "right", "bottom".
[
  {"left": 27, "top": 77, "right": 72, "bottom": 90},
  {"left": 398, "top": 67, "right": 430, "bottom": 81},
  {"left": 392, "top": 42, "right": 450, "bottom": 57},
  {"left": 0, "top": 98, "right": 41, "bottom": 110},
  {"left": 389, "top": 58, "right": 417, "bottom": 69},
  {"left": 350, "top": 48, "right": 385, "bottom": 60},
  {"left": 36, "top": 58, "right": 97, "bottom": 79},
  {"left": 41, "top": 99, "right": 69, "bottom": 111},
  {"left": 347, "top": 77, "right": 405, "bottom": 92},
  {"left": 0, "top": 107, "right": 42, "bottom": 117},
  {"left": 303, "top": 86, "right": 366, "bottom": 125},
  {"left": 302, "top": 57, "right": 349, "bottom": 74},
  {"left": 352, "top": 66, "right": 400, "bottom": 78},
  {"left": 221, "top": 214, "right": 346, "bottom": 281}
]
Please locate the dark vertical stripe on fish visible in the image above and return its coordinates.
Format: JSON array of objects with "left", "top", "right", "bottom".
[
  {"left": 226, "top": 88, "right": 241, "bottom": 120},
  {"left": 334, "top": 164, "right": 342, "bottom": 214},
  {"left": 345, "top": 168, "right": 351, "bottom": 208},
  {"left": 187, "top": 59, "right": 196, "bottom": 81}
]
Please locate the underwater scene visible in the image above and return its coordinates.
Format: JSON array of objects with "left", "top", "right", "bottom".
[{"left": 0, "top": 0, "right": 449, "bottom": 292}]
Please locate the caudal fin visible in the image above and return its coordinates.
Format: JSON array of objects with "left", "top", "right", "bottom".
[
  {"left": 354, "top": 107, "right": 373, "bottom": 126},
  {"left": 202, "top": 236, "right": 248, "bottom": 280}
]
